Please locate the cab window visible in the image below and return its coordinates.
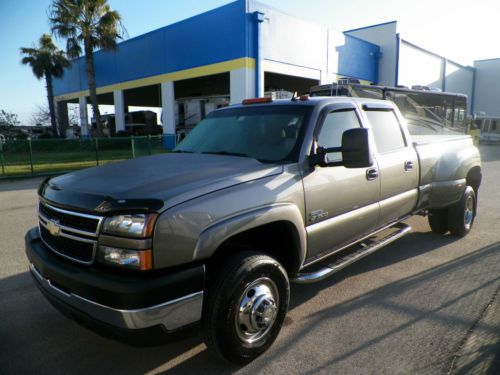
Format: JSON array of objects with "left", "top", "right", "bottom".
[
  {"left": 365, "top": 110, "right": 406, "bottom": 154},
  {"left": 317, "top": 109, "right": 361, "bottom": 161}
]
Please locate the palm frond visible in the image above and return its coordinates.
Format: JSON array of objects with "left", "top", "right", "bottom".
[
  {"left": 20, "top": 33, "right": 70, "bottom": 80},
  {"left": 20, "top": 47, "right": 38, "bottom": 55},
  {"left": 20, "top": 56, "right": 35, "bottom": 65},
  {"left": 66, "top": 37, "right": 82, "bottom": 58},
  {"left": 51, "top": 0, "right": 125, "bottom": 53}
]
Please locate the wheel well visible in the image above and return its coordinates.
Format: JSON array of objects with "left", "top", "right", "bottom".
[
  {"left": 466, "top": 166, "right": 482, "bottom": 193},
  {"left": 207, "top": 221, "right": 302, "bottom": 277}
]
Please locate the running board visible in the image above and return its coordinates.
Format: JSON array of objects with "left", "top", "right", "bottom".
[{"left": 292, "top": 223, "right": 411, "bottom": 284}]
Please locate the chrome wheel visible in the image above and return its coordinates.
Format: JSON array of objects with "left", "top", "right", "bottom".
[
  {"left": 464, "top": 194, "right": 474, "bottom": 228},
  {"left": 203, "top": 252, "right": 289, "bottom": 363},
  {"left": 235, "top": 277, "right": 279, "bottom": 345},
  {"left": 448, "top": 186, "right": 476, "bottom": 237}
]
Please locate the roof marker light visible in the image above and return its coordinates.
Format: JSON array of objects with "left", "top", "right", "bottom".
[{"left": 242, "top": 97, "right": 273, "bottom": 105}]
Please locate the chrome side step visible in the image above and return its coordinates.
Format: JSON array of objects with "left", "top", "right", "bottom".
[{"left": 292, "top": 223, "right": 411, "bottom": 284}]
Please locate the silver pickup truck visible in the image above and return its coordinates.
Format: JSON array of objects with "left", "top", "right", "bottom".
[{"left": 25, "top": 96, "right": 481, "bottom": 364}]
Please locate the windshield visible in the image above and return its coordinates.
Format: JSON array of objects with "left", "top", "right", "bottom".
[{"left": 174, "top": 105, "right": 312, "bottom": 163}]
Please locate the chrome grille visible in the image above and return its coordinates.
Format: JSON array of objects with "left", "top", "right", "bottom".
[
  {"left": 39, "top": 203, "right": 101, "bottom": 236},
  {"left": 38, "top": 202, "right": 103, "bottom": 264}
]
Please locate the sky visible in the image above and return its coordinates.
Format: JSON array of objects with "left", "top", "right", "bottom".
[{"left": 1, "top": 0, "right": 500, "bottom": 125}]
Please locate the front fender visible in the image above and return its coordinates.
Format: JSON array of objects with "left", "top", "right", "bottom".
[
  {"left": 193, "top": 204, "right": 307, "bottom": 266},
  {"left": 152, "top": 169, "right": 306, "bottom": 269}
]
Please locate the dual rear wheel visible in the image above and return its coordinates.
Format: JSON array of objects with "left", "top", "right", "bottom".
[{"left": 428, "top": 186, "right": 476, "bottom": 237}]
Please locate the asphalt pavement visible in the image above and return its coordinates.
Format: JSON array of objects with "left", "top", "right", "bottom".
[{"left": 0, "top": 146, "right": 499, "bottom": 374}]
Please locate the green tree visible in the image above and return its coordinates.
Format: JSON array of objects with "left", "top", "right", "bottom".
[
  {"left": 20, "top": 34, "right": 69, "bottom": 136},
  {"left": 49, "top": 0, "right": 125, "bottom": 136}
]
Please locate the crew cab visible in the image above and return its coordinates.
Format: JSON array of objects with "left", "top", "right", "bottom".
[{"left": 25, "top": 96, "right": 481, "bottom": 364}]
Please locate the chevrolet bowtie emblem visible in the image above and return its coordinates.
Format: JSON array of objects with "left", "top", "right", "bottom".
[{"left": 46, "top": 219, "right": 61, "bottom": 237}]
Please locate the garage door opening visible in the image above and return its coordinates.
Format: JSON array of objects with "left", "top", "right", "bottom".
[{"left": 265, "top": 72, "right": 319, "bottom": 96}]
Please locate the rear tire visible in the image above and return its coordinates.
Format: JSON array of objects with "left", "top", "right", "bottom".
[
  {"left": 428, "top": 208, "right": 449, "bottom": 234},
  {"left": 203, "top": 251, "right": 290, "bottom": 364},
  {"left": 448, "top": 186, "right": 476, "bottom": 237}
]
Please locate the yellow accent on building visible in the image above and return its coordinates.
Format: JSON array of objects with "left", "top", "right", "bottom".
[{"left": 55, "top": 57, "right": 256, "bottom": 101}]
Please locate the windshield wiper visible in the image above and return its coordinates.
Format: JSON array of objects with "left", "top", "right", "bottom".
[
  {"left": 202, "top": 151, "right": 249, "bottom": 158},
  {"left": 173, "top": 149, "right": 193, "bottom": 153}
]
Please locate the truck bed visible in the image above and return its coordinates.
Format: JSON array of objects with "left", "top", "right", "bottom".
[
  {"left": 412, "top": 134, "right": 470, "bottom": 145},
  {"left": 413, "top": 135, "right": 481, "bottom": 210}
]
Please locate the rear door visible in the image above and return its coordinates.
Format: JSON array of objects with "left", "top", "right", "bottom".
[
  {"left": 302, "top": 103, "right": 380, "bottom": 261},
  {"left": 362, "top": 104, "right": 419, "bottom": 226}
]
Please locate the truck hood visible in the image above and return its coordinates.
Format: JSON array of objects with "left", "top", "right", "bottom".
[{"left": 39, "top": 153, "right": 283, "bottom": 213}]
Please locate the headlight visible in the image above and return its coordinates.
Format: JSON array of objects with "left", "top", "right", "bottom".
[
  {"left": 102, "top": 213, "right": 157, "bottom": 238},
  {"left": 99, "top": 246, "right": 153, "bottom": 271}
]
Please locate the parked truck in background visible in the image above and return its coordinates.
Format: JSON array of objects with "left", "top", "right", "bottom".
[{"left": 26, "top": 95, "right": 481, "bottom": 364}]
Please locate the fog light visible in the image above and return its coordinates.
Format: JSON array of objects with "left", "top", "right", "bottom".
[{"left": 100, "top": 246, "right": 153, "bottom": 271}]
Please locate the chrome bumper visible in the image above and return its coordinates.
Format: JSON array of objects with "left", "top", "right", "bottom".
[{"left": 29, "top": 263, "right": 203, "bottom": 331}]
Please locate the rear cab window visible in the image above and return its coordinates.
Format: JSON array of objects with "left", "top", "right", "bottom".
[{"left": 364, "top": 109, "right": 407, "bottom": 154}]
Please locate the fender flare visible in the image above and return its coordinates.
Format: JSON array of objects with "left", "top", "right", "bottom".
[{"left": 193, "top": 203, "right": 307, "bottom": 267}]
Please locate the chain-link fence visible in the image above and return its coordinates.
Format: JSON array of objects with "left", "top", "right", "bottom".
[{"left": 0, "top": 135, "right": 170, "bottom": 179}]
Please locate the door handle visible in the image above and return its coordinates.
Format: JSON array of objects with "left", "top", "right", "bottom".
[
  {"left": 404, "top": 161, "right": 414, "bottom": 171},
  {"left": 366, "top": 168, "right": 379, "bottom": 180}
]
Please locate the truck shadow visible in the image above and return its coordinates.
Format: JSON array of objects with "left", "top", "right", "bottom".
[{"left": 2, "top": 238, "right": 498, "bottom": 374}]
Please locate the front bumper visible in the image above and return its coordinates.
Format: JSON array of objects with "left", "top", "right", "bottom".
[{"left": 25, "top": 227, "right": 205, "bottom": 332}]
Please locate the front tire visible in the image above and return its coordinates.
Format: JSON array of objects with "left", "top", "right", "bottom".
[
  {"left": 448, "top": 186, "right": 476, "bottom": 237},
  {"left": 203, "top": 251, "right": 290, "bottom": 364}
]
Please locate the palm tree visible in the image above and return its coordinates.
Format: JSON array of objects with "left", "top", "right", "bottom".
[
  {"left": 49, "top": 0, "right": 125, "bottom": 136},
  {"left": 20, "top": 34, "right": 69, "bottom": 136}
]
